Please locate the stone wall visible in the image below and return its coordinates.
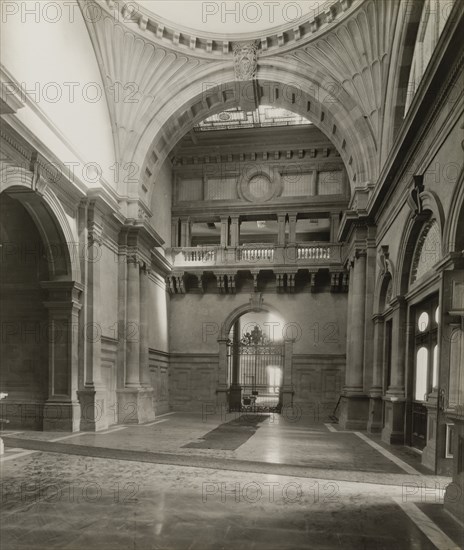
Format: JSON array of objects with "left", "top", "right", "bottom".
[{"left": 168, "top": 292, "right": 347, "bottom": 414}]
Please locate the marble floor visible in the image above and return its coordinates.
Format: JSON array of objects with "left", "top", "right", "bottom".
[{"left": 1, "top": 412, "right": 463, "bottom": 549}]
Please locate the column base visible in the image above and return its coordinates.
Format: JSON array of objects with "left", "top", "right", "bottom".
[
  {"left": 0, "top": 400, "right": 44, "bottom": 430},
  {"left": 280, "top": 386, "right": 294, "bottom": 408},
  {"left": 444, "top": 417, "right": 464, "bottom": 524},
  {"left": 43, "top": 400, "right": 81, "bottom": 432},
  {"left": 228, "top": 385, "right": 242, "bottom": 411},
  {"left": 381, "top": 399, "right": 405, "bottom": 444},
  {"left": 339, "top": 394, "right": 369, "bottom": 430},
  {"left": 422, "top": 402, "right": 437, "bottom": 471},
  {"left": 77, "top": 389, "right": 109, "bottom": 432},
  {"left": 116, "top": 388, "right": 155, "bottom": 424},
  {"left": 367, "top": 395, "right": 383, "bottom": 433},
  {"left": 216, "top": 386, "right": 229, "bottom": 408}
]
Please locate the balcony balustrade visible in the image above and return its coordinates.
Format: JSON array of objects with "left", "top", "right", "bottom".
[{"left": 169, "top": 243, "right": 342, "bottom": 268}]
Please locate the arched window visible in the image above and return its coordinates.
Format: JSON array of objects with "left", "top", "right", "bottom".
[
  {"left": 410, "top": 220, "right": 441, "bottom": 285},
  {"left": 411, "top": 297, "right": 439, "bottom": 449}
]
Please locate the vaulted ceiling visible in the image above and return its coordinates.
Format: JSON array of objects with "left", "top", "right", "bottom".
[{"left": 81, "top": 0, "right": 412, "bottom": 210}]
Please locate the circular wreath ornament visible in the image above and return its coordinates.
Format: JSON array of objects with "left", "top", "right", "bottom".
[
  {"left": 249, "top": 174, "right": 271, "bottom": 199},
  {"left": 238, "top": 170, "right": 281, "bottom": 202}
]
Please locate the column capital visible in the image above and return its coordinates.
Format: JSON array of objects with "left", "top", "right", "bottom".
[
  {"left": 88, "top": 221, "right": 104, "bottom": 245},
  {"left": 127, "top": 254, "right": 142, "bottom": 266},
  {"left": 372, "top": 313, "right": 385, "bottom": 324},
  {"left": 389, "top": 295, "right": 407, "bottom": 309},
  {"left": 40, "top": 280, "right": 84, "bottom": 306}
]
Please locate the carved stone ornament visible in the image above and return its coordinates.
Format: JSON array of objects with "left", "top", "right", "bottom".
[
  {"left": 29, "top": 151, "right": 48, "bottom": 196},
  {"left": 408, "top": 175, "right": 425, "bottom": 216},
  {"left": 378, "top": 245, "right": 392, "bottom": 275},
  {"left": 233, "top": 41, "right": 259, "bottom": 81}
]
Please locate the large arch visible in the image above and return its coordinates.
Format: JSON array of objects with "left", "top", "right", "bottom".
[
  {"left": 82, "top": 0, "right": 394, "bottom": 208},
  {"left": 137, "top": 69, "right": 379, "bottom": 208}
]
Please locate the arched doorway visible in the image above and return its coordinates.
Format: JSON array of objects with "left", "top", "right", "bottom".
[
  {"left": 227, "top": 313, "right": 284, "bottom": 413},
  {"left": 218, "top": 298, "right": 293, "bottom": 413},
  {"left": 0, "top": 185, "right": 80, "bottom": 431},
  {"left": 0, "top": 192, "right": 50, "bottom": 429}
]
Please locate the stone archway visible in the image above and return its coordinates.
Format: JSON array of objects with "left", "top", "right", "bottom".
[
  {"left": 216, "top": 296, "right": 294, "bottom": 411},
  {"left": 0, "top": 177, "right": 82, "bottom": 432}
]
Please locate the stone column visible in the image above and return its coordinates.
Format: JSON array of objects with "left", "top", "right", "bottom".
[
  {"left": 139, "top": 265, "right": 151, "bottom": 387},
  {"left": 363, "top": 238, "right": 377, "bottom": 401},
  {"left": 220, "top": 217, "right": 229, "bottom": 247},
  {"left": 126, "top": 256, "right": 141, "bottom": 387},
  {"left": 444, "top": 321, "right": 464, "bottom": 522},
  {"left": 382, "top": 296, "right": 407, "bottom": 444},
  {"left": 288, "top": 215, "right": 297, "bottom": 244},
  {"left": 368, "top": 315, "right": 384, "bottom": 433},
  {"left": 310, "top": 170, "right": 318, "bottom": 196},
  {"left": 77, "top": 213, "right": 108, "bottom": 432},
  {"left": 346, "top": 250, "right": 366, "bottom": 391},
  {"left": 340, "top": 250, "right": 369, "bottom": 429},
  {"left": 277, "top": 213, "right": 287, "bottom": 245},
  {"left": 0, "top": 393, "right": 7, "bottom": 454},
  {"left": 116, "top": 255, "right": 155, "bottom": 424},
  {"left": 217, "top": 338, "right": 230, "bottom": 410},
  {"left": 229, "top": 321, "right": 242, "bottom": 410},
  {"left": 41, "top": 281, "right": 83, "bottom": 432},
  {"left": 330, "top": 213, "right": 340, "bottom": 242},
  {"left": 180, "top": 217, "right": 191, "bottom": 247},
  {"left": 171, "top": 217, "right": 179, "bottom": 247},
  {"left": 230, "top": 216, "right": 240, "bottom": 247},
  {"left": 280, "top": 339, "right": 294, "bottom": 409}
]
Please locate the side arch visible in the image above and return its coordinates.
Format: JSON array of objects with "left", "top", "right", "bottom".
[
  {"left": 0, "top": 166, "right": 80, "bottom": 281},
  {"left": 395, "top": 189, "right": 445, "bottom": 296}
]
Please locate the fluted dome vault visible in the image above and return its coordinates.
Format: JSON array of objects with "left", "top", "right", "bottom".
[{"left": 79, "top": 0, "right": 456, "bottom": 218}]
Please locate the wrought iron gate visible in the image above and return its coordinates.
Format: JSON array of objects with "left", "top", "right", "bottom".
[{"left": 227, "top": 325, "right": 283, "bottom": 412}]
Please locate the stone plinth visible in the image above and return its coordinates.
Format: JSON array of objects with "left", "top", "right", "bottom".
[
  {"left": 339, "top": 394, "right": 369, "bottom": 430},
  {"left": 116, "top": 388, "right": 155, "bottom": 424}
]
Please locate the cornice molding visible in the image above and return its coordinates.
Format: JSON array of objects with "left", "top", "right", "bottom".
[{"left": 97, "top": 0, "right": 361, "bottom": 59}]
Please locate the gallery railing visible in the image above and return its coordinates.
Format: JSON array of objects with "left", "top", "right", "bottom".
[{"left": 168, "top": 243, "right": 342, "bottom": 268}]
